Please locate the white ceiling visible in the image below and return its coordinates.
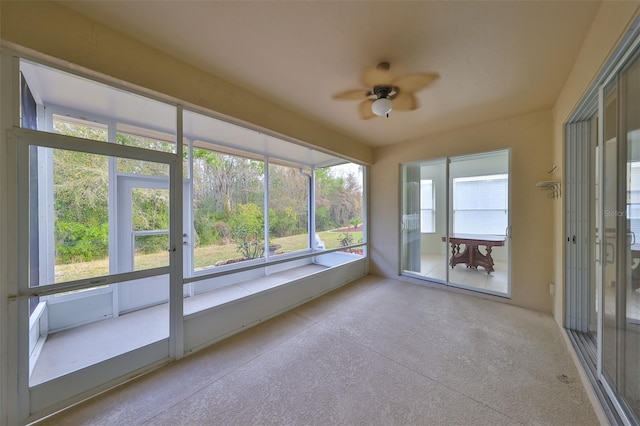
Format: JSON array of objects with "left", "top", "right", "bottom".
[{"left": 59, "top": 0, "right": 602, "bottom": 148}]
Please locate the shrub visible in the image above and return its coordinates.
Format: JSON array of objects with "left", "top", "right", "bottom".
[
  {"left": 55, "top": 221, "right": 108, "bottom": 263},
  {"left": 350, "top": 217, "right": 360, "bottom": 228},
  {"left": 213, "top": 221, "right": 231, "bottom": 244},
  {"left": 269, "top": 206, "right": 298, "bottom": 238},
  {"left": 229, "top": 203, "right": 264, "bottom": 259},
  {"left": 339, "top": 232, "right": 353, "bottom": 248}
]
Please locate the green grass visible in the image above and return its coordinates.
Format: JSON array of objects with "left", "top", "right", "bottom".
[{"left": 56, "top": 230, "right": 364, "bottom": 283}]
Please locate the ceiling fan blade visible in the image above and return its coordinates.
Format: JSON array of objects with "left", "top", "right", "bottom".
[
  {"left": 393, "top": 93, "right": 419, "bottom": 111},
  {"left": 332, "top": 88, "right": 370, "bottom": 100},
  {"left": 361, "top": 67, "right": 393, "bottom": 87},
  {"left": 358, "top": 99, "right": 376, "bottom": 120},
  {"left": 392, "top": 72, "right": 439, "bottom": 93}
]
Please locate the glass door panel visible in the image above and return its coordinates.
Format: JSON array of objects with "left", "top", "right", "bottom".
[
  {"left": 401, "top": 164, "right": 422, "bottom": 275},
  {"left": 401, "top": 160, "right": 447, "bottom": 281},
  {"left": 419, "top": 161, "right": 447, "bottom": 282},
  {"left": 600, "top": 52, "right": 640, "bottom": 422},
  {"left": 602, "top": 78, "right": 619, "bottom": 389},
  {"left": 590, "top": 112, "right": 599, "bottom": 342},
  {"left": 622, "top": 56, "right": 640, "bottom": 419},
  {"left": 448, "top": 151, "right": 510, "bottom": 295}
]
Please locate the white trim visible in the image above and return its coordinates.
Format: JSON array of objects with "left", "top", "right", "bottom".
[
  {"left": 445, "top": 157, "right": 451, "bottom": 285},
  {"left": 601, "top": 377, "right": 633, "bottom": 426},
  {"left": 37, "top": 146, "right": 55, "bottom": 286},
  {"left": 183, "top": 244, "right": 365, "bottom": 285},
  {"left": 506, "top": 147, "right": 512, "bottom": 300},
  {"left": 264, "top": 156, "right": 271, "bottom": 260},
  {"left": 1, "top": 52, "right": 23, "bottom": 424},
  {"left": 12, "top": 128, "right": 175, "bottom": 164},
  {"left": 453, "top": 173, "right": 508, "bottom": 182},
  {"left": 28, "top": 302, "right": 47, "bottom": 376},
  {"left": 170, "top": 105, "right": 184, "bottom": 361},
  {"left": 597, "top": 85, "right": 605, "bottom": 379},
  {"left": 601, "top": 32, "right": 640, "bottom": 91},
  {"left": 560, "top": 329, "right": 609, "bottom": 426}
]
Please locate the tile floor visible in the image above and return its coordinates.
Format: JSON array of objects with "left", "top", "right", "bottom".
[
  {"left": 414, "top": 254, "right": 509, "bottom": 294},
  {"left": 36, "top": 275, "right": 598, "bottom": 426}
]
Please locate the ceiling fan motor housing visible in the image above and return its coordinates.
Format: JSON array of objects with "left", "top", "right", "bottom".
[{"left": 372, "top": 85, "right": 399, "bottom": 100}]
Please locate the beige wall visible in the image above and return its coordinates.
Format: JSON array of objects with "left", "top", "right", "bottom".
[
  {"left": 371, "top": 109, "right": 554, "bottom": 312},
  {"left": 0, "top": 1, "right": 372, "bottom": 165},
  {"left": 5, "top": 0, "right": 640, "bottom": 317},
  {"left": 551, "top": 1, "right": 640, "bottom": 325}
]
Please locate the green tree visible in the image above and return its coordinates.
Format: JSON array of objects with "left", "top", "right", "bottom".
[
  {"left": 315, "top": 165, "right": 362, "bottom": 230},
  {"left": 53, "top": 149, "right": 110, "bottom": 263}
]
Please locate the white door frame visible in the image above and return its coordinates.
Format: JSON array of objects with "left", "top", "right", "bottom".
[{"left": 12, "top": 127, "right": 179, "bottom": 422}]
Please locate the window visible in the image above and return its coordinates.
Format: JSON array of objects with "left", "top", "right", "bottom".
[
  {"left": 420, "top": 179, "right": 435, "bottom": 233},
  {"left": 452, "top": 174, "right": 508, "bottom": 235},
  {"left": 41, "top": 146, "right": 111, "bottom": 283},
  {"left": 315, "top": 164, "right": 363, "bottom": 251},
  {"left": 628, "top": 160, "right": 640, "bottom": 242},
  {"left": 116, "top": 126, "right": 177, "bottom": 175},
  {"left": 269, "top": 163, "right": 310, "bottom": 255},
  {"left": 53, "top": 115, "right": 108, "bottom": 142},
  {"left": 191, "top": 147, "right": 265, "bottom": 270}
]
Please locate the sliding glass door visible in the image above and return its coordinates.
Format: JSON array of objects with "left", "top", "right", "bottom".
[
  {"left": 599, "top": 50, "right": 640, "bottom": 421},
  {"left": 448, "top": 152, "right": 510, "bottom": 294},
  {"left": 401, "top": 150, "right": 510, "bottom": 297},
  {"left": 401, "top": 159, "right": 447, "bottom": 282}
]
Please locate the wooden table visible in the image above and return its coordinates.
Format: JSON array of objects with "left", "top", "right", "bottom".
[{"left": 441, "top": 234, "right": 506, "bottom": 274}]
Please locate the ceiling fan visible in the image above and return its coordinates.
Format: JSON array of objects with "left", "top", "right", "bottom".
[{"left": 332, "top": 62, "right": 439, "bottom": 120}]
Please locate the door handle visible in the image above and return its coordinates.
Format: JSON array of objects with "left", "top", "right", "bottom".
[{"left": 605, "top": 241, "right": 616, "bottom": 264}]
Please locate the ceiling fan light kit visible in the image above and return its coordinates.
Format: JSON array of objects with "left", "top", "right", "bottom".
[
  {"left": 332, "top": 61, "right": 439, "bottom": 120},
  {"left": 372, "top": 97, "right": 393, "bottom": 116}
]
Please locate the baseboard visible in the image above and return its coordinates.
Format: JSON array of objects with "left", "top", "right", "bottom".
[{"left": 560, "top": 328, "right": 609, "bottom": 425}]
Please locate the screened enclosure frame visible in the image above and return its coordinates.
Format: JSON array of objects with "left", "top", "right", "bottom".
[{"left": 2, "top": 50, "right": 369, "bottom": 424}]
